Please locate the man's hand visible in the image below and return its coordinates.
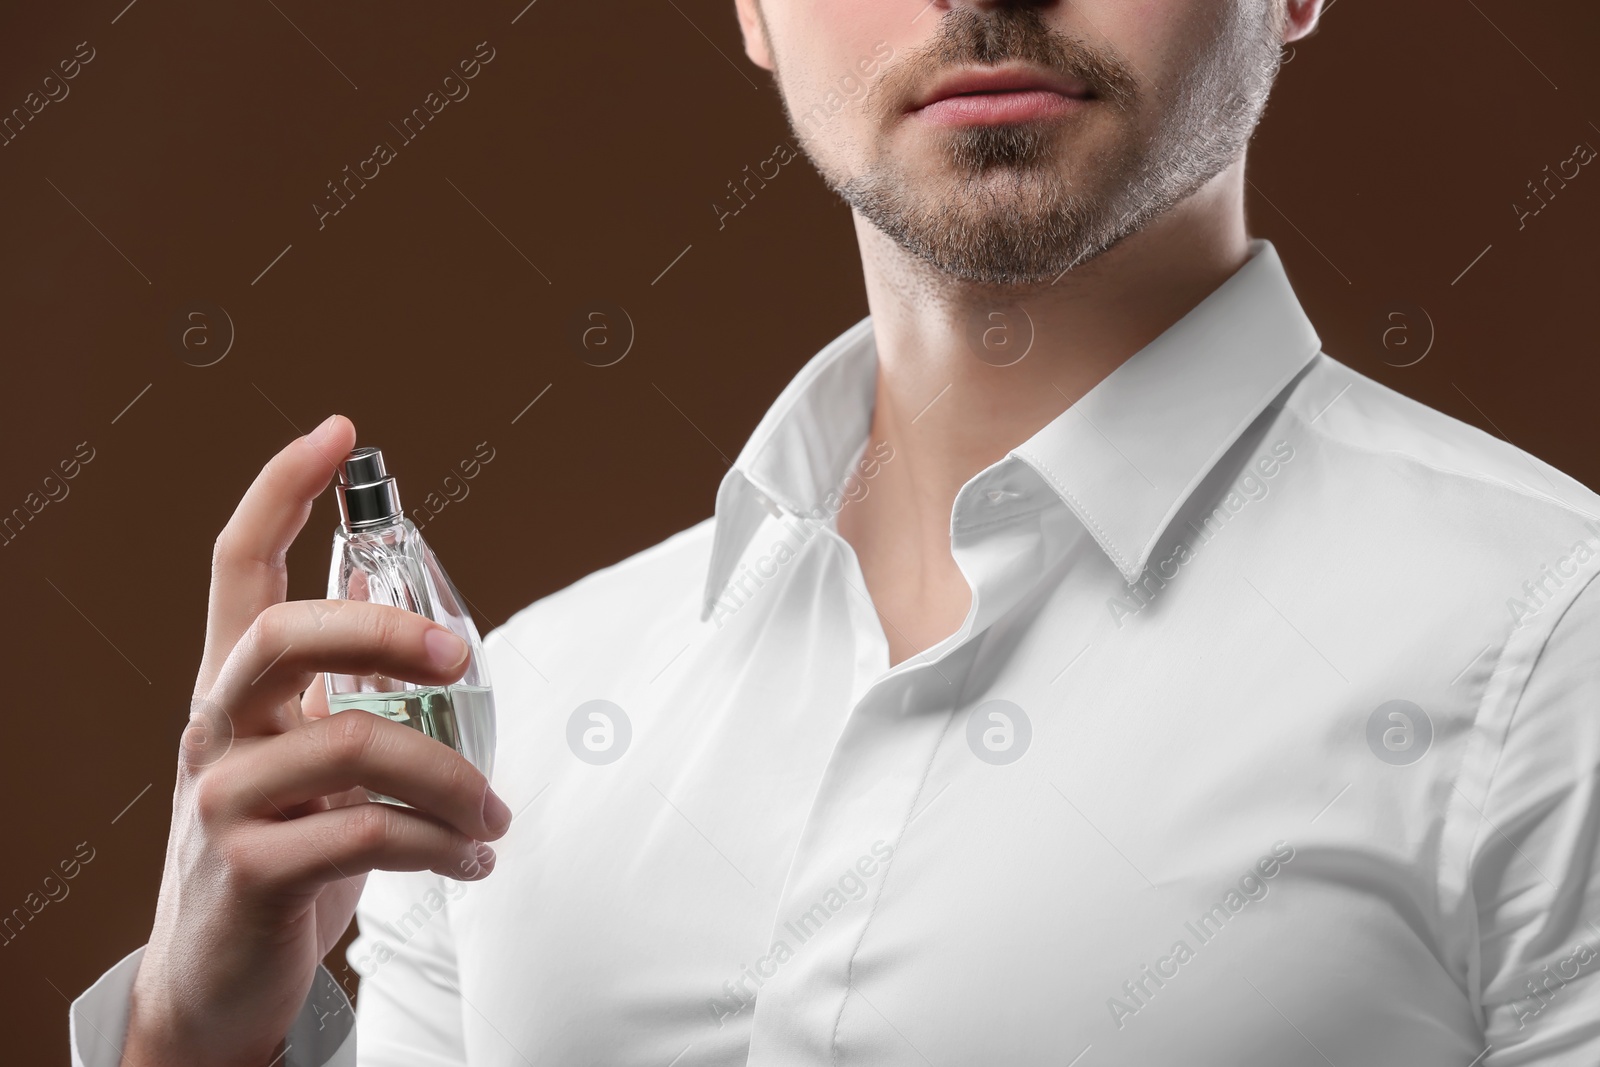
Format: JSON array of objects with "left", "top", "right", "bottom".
[{"left": 119, "top": 414, "right": 512, "bottom": 1067}]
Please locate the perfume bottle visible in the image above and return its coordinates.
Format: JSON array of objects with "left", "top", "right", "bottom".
[{"left": 325, "top": 446, "right": 496, "bottom": 806}]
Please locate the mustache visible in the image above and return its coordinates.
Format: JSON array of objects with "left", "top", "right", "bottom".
[{"left": 870, "top": 7, "right": 1138, "bottom": 116}]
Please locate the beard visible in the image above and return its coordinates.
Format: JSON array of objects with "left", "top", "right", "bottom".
[{"left": 781, "top": 3, "right": 1286, "bottom": 288}]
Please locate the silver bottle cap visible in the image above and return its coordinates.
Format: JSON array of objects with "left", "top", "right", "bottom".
[{"left": 336, "top": 446, "right": 403, "bottom": 529}]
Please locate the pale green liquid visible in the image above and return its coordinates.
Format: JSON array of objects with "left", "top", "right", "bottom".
[{"left": 327, "top": 683, "right": 495, "bottom": 806}]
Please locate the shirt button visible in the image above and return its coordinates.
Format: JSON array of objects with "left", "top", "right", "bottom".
[{"left": 753, "top": 491, "right": 784, "bottom": 518}]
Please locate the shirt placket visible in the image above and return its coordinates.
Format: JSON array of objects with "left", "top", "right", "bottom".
[{"left": 743, "top": 463, "right": 1058, "bottom": 1065}]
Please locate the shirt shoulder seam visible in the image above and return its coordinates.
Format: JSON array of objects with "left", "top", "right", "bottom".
[
  {"left": 1439, "top": 558, "right": 1600, "bottom": 1019},
  {"left": 1283, "top": 377, "right": 1600, "bottom": 525}
]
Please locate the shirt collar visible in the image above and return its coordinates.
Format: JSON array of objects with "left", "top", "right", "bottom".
[{"left": 700, "top": 237, "right": 1322, "bottom": 620}]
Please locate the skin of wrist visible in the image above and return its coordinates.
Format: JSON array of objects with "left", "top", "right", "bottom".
[{"left": 121, "top": 968, "right": 286, "bottom": 1067}]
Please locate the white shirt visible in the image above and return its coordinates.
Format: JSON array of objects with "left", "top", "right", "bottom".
[{"left": 73, "top": 238, "right": 1600, "bottom": 1066}]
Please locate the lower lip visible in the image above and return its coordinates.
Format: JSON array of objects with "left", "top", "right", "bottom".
[{"left": 913, "top": 89, "right": 1091, "bottom": 126}]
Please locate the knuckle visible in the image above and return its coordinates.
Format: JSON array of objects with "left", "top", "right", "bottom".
[
  {"left": 211, "top": 529, "right": 285, "bottom": 579},
  {"left": 323, "top": 708, "right": 377, "bottom": 771},
  {"left": 439, "top": 752, "right": 484, "bottom": 812},
  {"left": 347, "top": 802, "right": 394, "bottom": 855},
  {"left": 178, "top": 703, "right": 234, "bottom": 773},
  {"left": 361, "top": 604, "right": 410, "bottom": 652},
  {"left": 246, "top": 601, "right": 293, "bottom": 655},
  {"left": 191, "top": 770, "right": 232, "bottom": 825},
  {"left": 304, "top": 599, "right": 340, "bottom": 632},
  {"left": 214, "top": 834, "right": 259, "bottom": 886}
]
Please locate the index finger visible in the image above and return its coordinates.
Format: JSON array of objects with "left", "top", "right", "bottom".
[{"left": 197, "top": 414, "right": 356, "bottom": 695}]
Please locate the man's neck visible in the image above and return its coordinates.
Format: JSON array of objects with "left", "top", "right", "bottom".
[{"left": 835, "top": 158, "right": 1252, "bottom": 667}]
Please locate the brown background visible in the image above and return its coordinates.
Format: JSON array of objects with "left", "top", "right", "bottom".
[{"left": 2, "top": 1, "right": 1596, "bottom": 1061}]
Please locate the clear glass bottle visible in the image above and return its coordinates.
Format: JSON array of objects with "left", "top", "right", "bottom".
[{"left": 325, "top": 446, "right": 496, "bottom": 805}]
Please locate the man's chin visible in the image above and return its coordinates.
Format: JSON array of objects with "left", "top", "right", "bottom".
[
  {"left": 878, "top": 219, "right": 1092, "bottom": 288},
  {"left": 842, "top": 176, "right": 1107, "bottom": 286}
]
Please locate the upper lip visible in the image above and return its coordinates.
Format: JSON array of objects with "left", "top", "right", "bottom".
[{"left": 909, "top": 64, "right": 1095, "bottom": 111}]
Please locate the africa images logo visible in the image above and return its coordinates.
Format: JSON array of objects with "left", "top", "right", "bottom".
[
  {"left": 566, "top": 699, "right": 631, "bottom": 765},
  {"left": 965, "top": 699, "right": 1032, "bottom": 765}
]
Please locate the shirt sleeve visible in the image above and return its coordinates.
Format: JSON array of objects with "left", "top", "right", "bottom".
[
  {"left": 68, "top": 944, "right": 356, "bottom": 1067},
  {"left": 69, "top": 862, "right": 470, "bottom": 1067},
  {"left": 347, "top": 865, "right": 469, "bottom": 1066},
  {"left": 1474, "top": 565, "right": 1600, "bottom": 1063}
]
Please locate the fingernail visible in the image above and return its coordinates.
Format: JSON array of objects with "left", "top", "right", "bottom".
[
  {"left": 474, "top": 842, "right": 496, "bottom": 876},
  {"left": 309, "top": 413, "right": 341, "bottom": 444},
  {"left": 483, "top": 787, "right": 512, "bottom": 836},
  {"left": 425, "top": 628, "right": 469, "bottom": 670}
]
